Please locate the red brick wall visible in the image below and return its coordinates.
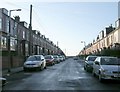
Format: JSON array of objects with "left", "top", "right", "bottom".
[{"left": 2, "top": 56, "right": 24, "bottom": 70}]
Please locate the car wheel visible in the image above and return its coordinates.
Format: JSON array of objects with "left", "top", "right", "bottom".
[
  {"left": 84, "top": 66, "right": 86, "bottom": 70},
  {"left": 86, "top": 67, "right": 89, "bottom": 72},
  {"left": 23, "top": 68, "right": 27, "bottom": 72},
  {"left": 92, "top": 70, "right": 96, "bottom": 77},
  {"left": 40, "top": 64, "right": 44, "bottom": 71},
  {"left": 44, "top": 66, "right": 47, "bottom": 69},
  {"left": 98, "top": 73, "right": 104, "bottom": 82}
]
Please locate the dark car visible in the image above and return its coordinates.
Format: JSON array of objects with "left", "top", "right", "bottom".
[
  {"left": 45, "top": 55, "right": 55, "bottom": 66},
  {"left": 74, "top": 56, "right": 79, "bottom": 60},
  {"left": 84, "top": 56, "right": 98, "bottom": 72},
  {"left": 0, "top": 77, "right": 7, "bottom": 87}
]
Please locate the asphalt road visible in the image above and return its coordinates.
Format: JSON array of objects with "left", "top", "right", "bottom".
[{"left": 3, "top": 58, "right": 120, "bottom": 90}]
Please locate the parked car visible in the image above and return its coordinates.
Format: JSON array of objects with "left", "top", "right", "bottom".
[
  {"left": 23, "top": 55, "right": 46, "bottom": 71},
  {"left": 45, "top": 55, "right": 55, "bottom": 66},
  {"left": 74, "top": 56, "right": 79, "bottom": 60},
  {"left": 0, "top": 77, "right": 7, "bottom": 87},
  {"left": 92, "top": 56, "right": 120, "bottom": 82},
  {"left": 62, "top": 55, "right": 66, "bottom": 61},
  {"left": 59, "top": 55, "right": 64, "bottom": 62},
  {"left": 53, "top": 55, "right": 60, "bottom": 63},
  {"left": 84, "top": 56, "right": 98, "bottom": 72}
]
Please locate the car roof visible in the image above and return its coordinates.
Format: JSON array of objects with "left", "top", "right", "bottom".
[
  {"left": 29, "top": 55, "right": 43, "bottom": 57},
  {"left": 88, "top": 55, "right": 98, "bottom": 57},
  {"left": 87, "top": 56, "right": 98, "bottom": 57},
  {"left": 45, "top": 55, "right": 52, "bottom": 56},
  {"left": 97, "top": 56, "right": 117, "bottom": 58}
]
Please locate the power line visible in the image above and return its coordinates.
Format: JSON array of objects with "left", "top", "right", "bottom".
[
  {"left": 4, "top": 2, "right": 29, "bottom": 11},
  {"left": 32, "top": 6, "right": 48, "bottom": 34}
]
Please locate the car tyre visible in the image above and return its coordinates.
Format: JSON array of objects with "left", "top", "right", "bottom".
[
  {"left": 44, "top": 66, "right": 47, "bottom": 69},
  {"left": 98, "top": 74, "right": 104, "bottom": 82},
  {"left": 92, "top": 70, "right": 96, "bottom": 77},
  {"left": 84, "top": 66, "right": 86, "bottom": 70},
  {"left": 86, "top": 67, "right": 89, "bottom": 72},
  {"left": 40, "top": 63, "right": 44, "bottom": 71},
  {"left": 23, "top": 67, "right": 27, "bottom": 72}
]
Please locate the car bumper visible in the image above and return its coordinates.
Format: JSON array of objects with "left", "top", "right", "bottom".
[
  {"left": 24, "top": 65, "right": 40, "bottom": 70},
  {"left": 101, "top": 74, "right": 120, "bottom": 80},
  {"left": 86, "top": 66, "right": 93, "bottom": 71},
  {"left": 46, "top": 61, "right": 53, "bottom": 65}
]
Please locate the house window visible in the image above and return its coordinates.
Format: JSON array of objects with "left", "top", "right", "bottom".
[
  {"left": 26, "top": 31, "right": 29, "bottom": 41},
  {"left": 10, "top": 37, "right": 17, "bottom": 51},
  {"left": 23, "top": 31, "right": 25, "bottom": 39},
  {"left": 1, "top": 36, "right": 7, "bottom": 49},
  {"left": 25, "top": 43, "right": 29, "bottom": 56},
  {"left": 13, "top": 22, "right": 17, "bottom": 37},
  {"left": 6, "top": 18, "right": 9, "bottom": 33}
]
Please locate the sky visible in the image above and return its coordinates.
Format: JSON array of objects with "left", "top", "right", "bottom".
[{"left": 0, "top": 0, "right": 119, "bottom": 56}]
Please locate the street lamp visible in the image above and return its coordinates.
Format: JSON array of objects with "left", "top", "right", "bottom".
[
  {"left": 8, "top": 9, "right": 21, "bottom": 73},
  {"left": 81, "top": 41, "right": 86, "bottom": 47},
  {"left": 81, "top": 41, "right": 86, "bottom": 58}
]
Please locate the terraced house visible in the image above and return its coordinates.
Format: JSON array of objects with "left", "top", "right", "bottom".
[
  {"left": 0, "top": 8, "right": 64, "bottom": 72},
  {"left": 79, "top": 18, "right": 120, "bottom": 57}
]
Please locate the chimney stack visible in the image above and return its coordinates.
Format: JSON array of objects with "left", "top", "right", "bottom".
[{"left": 14, "top": 16, "right": 20, "bottom": 22}]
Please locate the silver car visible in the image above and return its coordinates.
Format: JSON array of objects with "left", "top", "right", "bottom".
[
  {"left": 53, "top": 55, "right": 60, "bottom": 63},
  {"left": 23, "top": 55, "right": 46, "bottom": 71},
  {"left": 93, "top": 56, "right": 120, "bottom": 82},
  {"left": 84, "top": 56, "right": 98, "bottom": 72}
]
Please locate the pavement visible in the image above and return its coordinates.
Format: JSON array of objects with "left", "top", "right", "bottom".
[{"left": 2, "top": 67, "right": 23, "bottom": 77}]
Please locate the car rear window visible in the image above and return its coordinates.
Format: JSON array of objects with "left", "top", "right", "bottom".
[
  {"left": 88, "top": 57, "right": 97, "bottom": 61},
  {"left": 101, "top": 58, "right": 119, "bottom": 65},
  {"left": 45, "top": 56, "right": 52, "bottom": 59},
  {"left": 26, "top": 56, "right": 41, "bottom": 61}
]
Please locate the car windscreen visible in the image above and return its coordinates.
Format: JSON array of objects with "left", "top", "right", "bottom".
[
  {"left": 53, "top": 56, "right": 57, "bottom": 58},
  {"left": 45, "top": 56, "right": 52, "bottom": 59},
  {"left": 26, "top": 56, "right": 41, "bottom": 61},
  {"left": 101, "top": 58, "right": 119, "bottom": 65},
  {"left": 88, "top": 57, "right": 97, "bottom": 61}
]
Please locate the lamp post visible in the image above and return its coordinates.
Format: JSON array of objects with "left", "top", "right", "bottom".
[
  {"left": 8, "top": 9, "right": 21, "bottom": 73},
  {"left": 81, "top": 41, "right": 86, "bottom": 59}
]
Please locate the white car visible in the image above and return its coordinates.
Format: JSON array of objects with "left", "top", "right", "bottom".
[
  {"left": 53, "top": 55, "right": 60, "bottom": 63},
  {"left": 59, "top": 55, "right": 64, "bottom": 61},
  {"left": 92, "top": 56, "right": 120, "bottom": 82},
  {"left": 23, "top": 55, "right": 46, "bottom": 71}
]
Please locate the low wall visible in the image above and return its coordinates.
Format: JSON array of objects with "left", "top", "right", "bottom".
[{"left": 2, "top": 56, "right": 24, "bottom": 70}]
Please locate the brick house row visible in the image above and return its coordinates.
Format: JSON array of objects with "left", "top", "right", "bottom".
[
  {"left": 79, "top": 18, "right": 120, "bottom": 56},
  {"left": 0, "top": 8, "right": 64, "bottom": 71}
]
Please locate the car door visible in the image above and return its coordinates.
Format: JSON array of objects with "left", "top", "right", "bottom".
[
  {"left": 93, "top": 57, "right": 100, "bottom": 75},
  {"left": 41, "top": 55, "right": 46, "bottom": 68},
  {"left": 84, "top": 57, "right": 89, "bottom": 68}
]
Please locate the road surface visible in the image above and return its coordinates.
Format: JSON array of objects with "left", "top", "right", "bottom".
[{"left": 3, "top": 58, "right": 120, "bottom": 90}]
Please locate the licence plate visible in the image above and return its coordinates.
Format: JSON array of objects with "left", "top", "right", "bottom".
[{"left": 27, "top": 65, "right": 33, "bottom": 67}]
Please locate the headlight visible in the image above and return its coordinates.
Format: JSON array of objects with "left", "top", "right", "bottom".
[
  {"left": 24, "top": 63, "right": 26, "bottom": 66},
  {"left": 101, "top": 69, "right": 111, "bottom": 73},
  {"left": 101, "top": 69, "right": 107, "bottom": 72},
  {"left": 100, "top": 68, "right": 108, "bottom": 72}
]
